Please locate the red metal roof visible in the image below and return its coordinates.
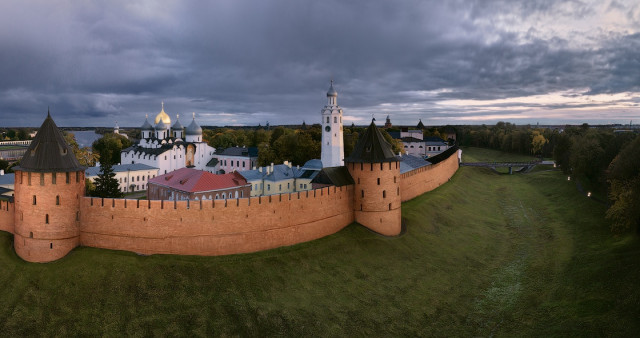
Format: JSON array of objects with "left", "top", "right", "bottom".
[{"left": 149, "top": 168, "right": 248, "bottom": 192}]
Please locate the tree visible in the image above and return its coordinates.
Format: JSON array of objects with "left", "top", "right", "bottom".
[
  {"left": 0, "top": 159, "right": 8, "bottom": 172},
  {"left": 64, "top": 132, "right": 99, "bottom": 167},
  {"left": 531, "top": 130, "right": 548, "bottom": 156},
  {"left": 606, "top": 136, "right": 640, "bottom": 233},
  {"left": 92, "top": 133, "right": 132, "bottom": 165},
  {"left": 92, "top": 160, "right": 123, "bottom": 198}
]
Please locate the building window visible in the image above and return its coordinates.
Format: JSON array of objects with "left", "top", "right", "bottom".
[
  {"left": 287, "top": 182, "right": 290, "bottom": 189},
  {"left": 52, "top": 172, "right": 56, "bottom": 184},
  {"left": 334, "top": 116, "right": 337, "bottom": 123},
  {"left": 76, "top": 172, "right": 80, "bottom": 183},
  {"left": 326, "top": 116, "right": 329, "bottom": 123},
  {"left": 267, "top": 184, "right": 271, "bottom": 190},
  {"left": 56, "top": 196, "right": 60, "bottom": 205},
  {"left": 377, "top": 178, "right": 380, "bottom": 185},
  {"left": 361, "top": 190, "right": 364, "bottom": 198},
  {"left": 383, "top": 190, "right": 386, "bottom": 198},
  {"left": 279, "top": 184, "right": 282, "bottom": 191},
  {"left": 40, "top": 173, "right": 44, "bottom": 185},
  {"left": 33, "top": 195, "right": 36, "bottom": 205},
  {"left": 66, "top": 172, "right": 70, "bottom": 184},
  {"left": 28, "top": 172, "right": 31, "bottom": 185},
  {"left": 243, "top": 162, "right": 245, "bottom": 168},
  {"left": 45, "top": 214, "right": 49, "bottom": 224}
]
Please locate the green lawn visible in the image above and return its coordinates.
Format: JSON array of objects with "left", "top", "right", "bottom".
[
  {"left": 461, "top": 146, "right": 538, "bottom": 163},
  {"left": 0, "top": 160, "right": 638, "bottom": 335}
]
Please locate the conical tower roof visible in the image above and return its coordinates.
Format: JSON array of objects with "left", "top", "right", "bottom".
[
  {"left": 16, "top": 111, "right": 85, "bottom": 172},
  {"left": 345, "top": 120, "right": 397, "bottom": 163}
]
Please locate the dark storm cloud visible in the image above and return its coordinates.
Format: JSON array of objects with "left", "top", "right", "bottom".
[{"left": 0, "top": 0, "right": 638, "bottom": 127}]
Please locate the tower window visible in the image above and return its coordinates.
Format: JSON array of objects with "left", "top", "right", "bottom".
[
  {"left": 334, "top": 116, "right": 337, "bottom": 123},
  {"left": 326, "top": 116, "right": 329, "bottom": 123},
  {"left": 28, "top": 172, "right": 31, "bottom": 185},
  {"left": 52, "top": 172, "right": 56, "bottom": 184},
  {"left": 50, "top": 243, "right": 53, "bottom": 249},
  {"left": 76, "top": 172, "right": 80, "bottom": 183},
  {"left": 66, "top": 172, "right": 70, "bottom": 184},
  {"left": 377, "top": 178, "right": 380, "bottom": 185},
  {"left": 33, "top": 195, "right": 36, "bottom": 205},
  {"left": 45, "top": 214, "right": 49, "bottom": 224},
  {"left": 56, "top": 196, "right": 60, "bottom": 205},
  {"left": 40, "top": 173, "right": 44, "bottom": 186},
  {"left": 383, "top": 190, "right": 386, "bottom": 198},
  {"left": 361, "top": 190, "right": 364, "bottom": 198}
]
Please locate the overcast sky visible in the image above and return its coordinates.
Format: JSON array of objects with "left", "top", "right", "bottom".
[{"left": 1, "top": 0, "right": 639, "bottom": 127}]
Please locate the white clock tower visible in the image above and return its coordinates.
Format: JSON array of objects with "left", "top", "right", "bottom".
[{"left": 321, "top": 80, "right": 344, "bottom": 167}]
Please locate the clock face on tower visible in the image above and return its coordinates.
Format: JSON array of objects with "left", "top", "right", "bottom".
[{"left": 325, "top": 125, "right": 331, "bottom": 132}]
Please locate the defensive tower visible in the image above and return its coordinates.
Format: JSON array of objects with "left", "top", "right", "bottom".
[
  {"left": 321, "top": 80, "right": 344, "bottom": 167},
  {"left": 345, "top": 120, "right": 401, "bottom": 236},
  {"left": 13, "top": 111, "right": 86, "bottom": 262}
]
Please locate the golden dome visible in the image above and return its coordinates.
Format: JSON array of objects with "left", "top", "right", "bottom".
[{"left": 154, "top": 102, "right": 171, "bottom": 125}]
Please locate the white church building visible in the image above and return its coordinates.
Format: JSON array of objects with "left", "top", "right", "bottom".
[{"left": 121, "top": 103, "right": 216, "bottom": 175}]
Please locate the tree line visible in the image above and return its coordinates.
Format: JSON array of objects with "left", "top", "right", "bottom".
[{"left": 458, "top": 122, "right": 640, "bottom": 233}]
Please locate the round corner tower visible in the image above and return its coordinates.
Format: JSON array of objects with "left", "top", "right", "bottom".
[
  {"left": 13, "top": 111, "right": 86, "bottom": 262},
  {"left": 345, "top": 120, "right": 401, "bottom": 236}
]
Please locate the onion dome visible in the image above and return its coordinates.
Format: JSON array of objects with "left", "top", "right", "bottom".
[
  {"left": 327, "top": 80, "right": 337, "bottom": 97},
  {"left": 185, "top": 112, "right": 202, "bottom": 135},
  {"left": 156, "top": 119, "right": 168, "bottom": 130},
  {"left": 154, "top": 101, "right": 171, "bottom": 125},
  {"left": 172, "top": 114, "right": 184, "bottom": 131},
  {"left": 15, "top": 110, "right": 86, "bottom": 172},
  {"left": 141, "top": 114, "right": 153, "bottom": 131}
]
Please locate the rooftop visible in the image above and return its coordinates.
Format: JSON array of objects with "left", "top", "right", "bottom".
[
  {"left": 15, "top": 111, "right": 85, "bottom": 173},
  {"left": 149, "top": 167, "right": 248, "bottom": 193},
  {"left": 85, "top": 163, "right": 158, "bottom": 177}
]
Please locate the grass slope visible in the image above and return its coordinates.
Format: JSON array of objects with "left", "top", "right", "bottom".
[{"left": 0, "top": 152, "right": 638, "bottom": 335}]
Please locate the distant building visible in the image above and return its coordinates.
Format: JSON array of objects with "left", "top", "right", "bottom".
[
  {"left": 238, "top": 159, "right": 322, "bottom": 197},
  {"left": 206, "top": 146, "right": 259, "bottom": 174},
  {"left": 85, "top": 163, "right": 159, "bottom": 193},
  {"left": 384, "top": 115, "right": 392, "bottom": 128},
  {"left": 113, "top": 122, "right": 128, "bottom": 139},
  {"left": 121, "top": 104, "right": 216, "bottom": 175},
  {"left": 389, "top": 128, "right": 450, "bottom": 158},
  {"left": 147, "top": 167, "right": 250, "bottom": 201}
]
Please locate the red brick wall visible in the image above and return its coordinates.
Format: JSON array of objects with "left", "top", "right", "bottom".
[
  {"left": 399, "top": 152, "right": 459, "bottom": 202},
  {"left": 0, "top": 200, "right": 14, "bottom": 234},
  {"left": 80, "top": 185, "right": 355, "bottom": 256}
]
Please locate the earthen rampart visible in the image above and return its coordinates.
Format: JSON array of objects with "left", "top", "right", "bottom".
[
  {"left": 80, "top": 185, "right": 355, "bottom": 256},
  {"left": 399, "top": 153, "right": 459, "bottom": 202}
]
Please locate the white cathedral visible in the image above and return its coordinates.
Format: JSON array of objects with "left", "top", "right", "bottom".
[
  {"left": 121, "top": 81, "right": 344, "bottom": 177},
  {"left": 121, "top": 103, "right": 216, "bottom": 175}
]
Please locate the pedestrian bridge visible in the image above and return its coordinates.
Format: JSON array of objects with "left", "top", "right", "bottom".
[{"left": 460, "top": 161, "right": 542, "bottom": 174}]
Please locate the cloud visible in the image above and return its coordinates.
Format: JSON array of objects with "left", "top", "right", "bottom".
[{"left": 0, "top": 0, "right": 638, "bottom": 127}]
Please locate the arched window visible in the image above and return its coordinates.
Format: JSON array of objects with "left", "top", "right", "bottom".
[
  {"left": 56, "top": 195, "right": 60, "bottom": 205},
  {"left": 326, "top": 116, "right": 329, "bottom": 123},
  {"left": 334, "top": 116, "right": 337, "bottom": 123}
]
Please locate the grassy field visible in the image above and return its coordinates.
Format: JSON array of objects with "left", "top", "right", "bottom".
[
  {"left": 0, "top": 148, "right": 638, "bottom": 336},
  {"left": 461, "top": 146, "right": 538, "bottom": 163}
]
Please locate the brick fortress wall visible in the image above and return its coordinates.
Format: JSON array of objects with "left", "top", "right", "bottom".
[
  {"left": 0, "top": 151, "right": 459, "bottom": 261},
  {"left": 80, "top": 185, "right": 354, "bottom": 256},
  {"left": 399, "top": 152, "right": 459, "bottom": 202}
]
